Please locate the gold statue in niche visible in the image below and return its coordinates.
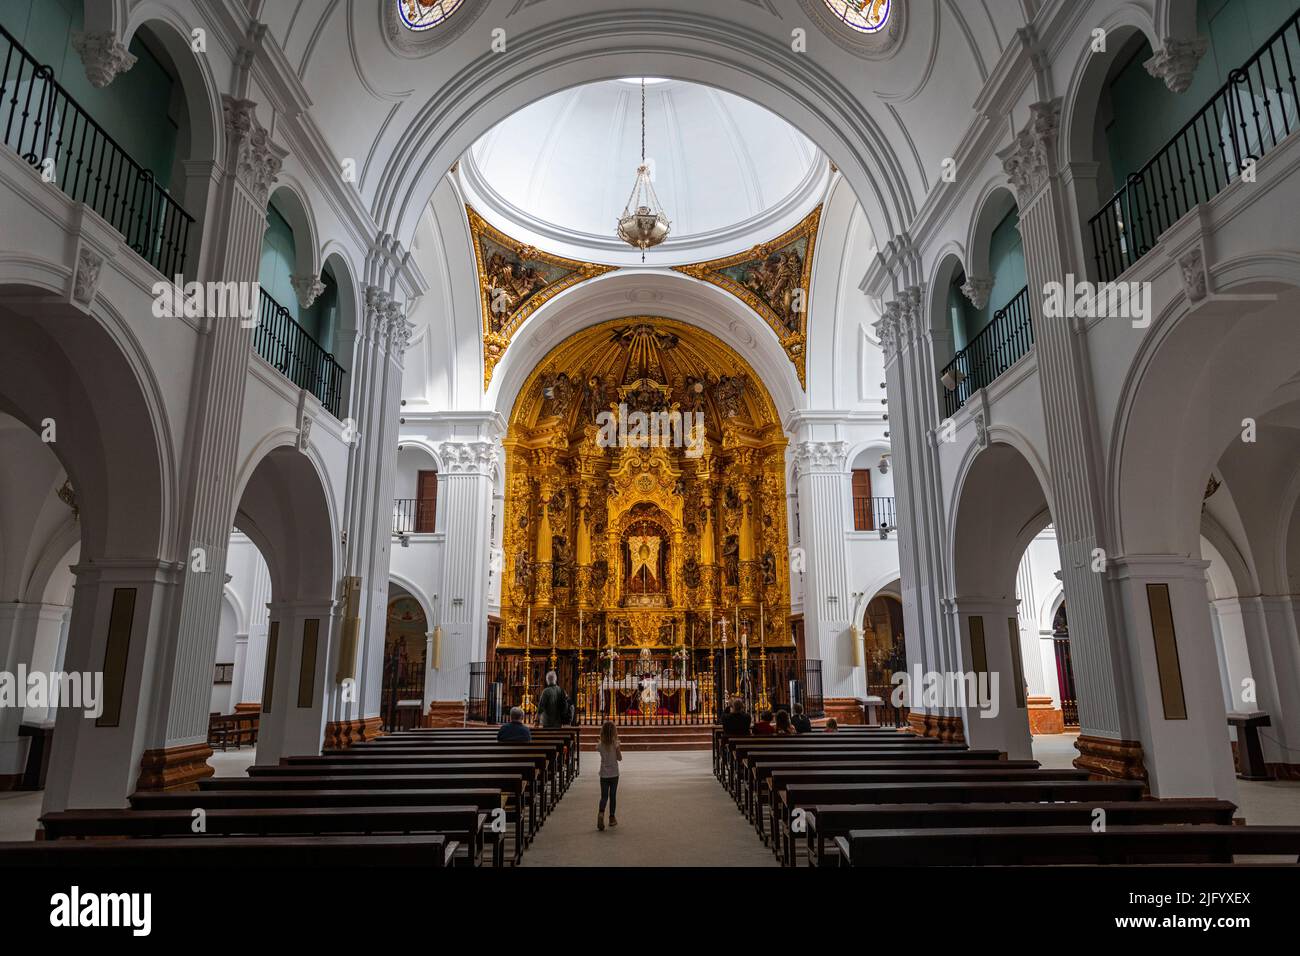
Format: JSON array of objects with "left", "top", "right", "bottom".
[{"left": 499, "top": 317, "right": 791, "bottom": 656}]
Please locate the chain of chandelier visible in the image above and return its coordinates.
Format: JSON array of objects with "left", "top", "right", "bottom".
[{"left": 616, "top": 78, "right": 672, "bottom": 260}]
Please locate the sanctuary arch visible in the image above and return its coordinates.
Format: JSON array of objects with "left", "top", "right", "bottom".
[{"left": 490, "top": 317, "right": 810, "bottom": 723}]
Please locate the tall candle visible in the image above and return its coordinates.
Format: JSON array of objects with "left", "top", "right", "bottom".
[{"left": 526, "top": 606, "right": 531, "bottom": 647}]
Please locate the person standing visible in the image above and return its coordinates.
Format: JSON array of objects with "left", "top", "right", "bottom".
[
  {"left": 597, "top": 720, "right": 622, "bottom": 830},
  {"left": 537, "top": 670, "right": 568, "bottom": 728}
]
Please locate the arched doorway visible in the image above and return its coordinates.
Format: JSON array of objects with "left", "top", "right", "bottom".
[
  {"left": 382, "top": 585, "right": 429, "bottom": 731},
  {"left": 1050, "top": 602, "right": 1079, "bottom": 731},
  {"left": 488, "top": 317, "right": 794, "bottom": 724},
  {"left": 862, "top": 592, "right": 905, "bottom": 726}
]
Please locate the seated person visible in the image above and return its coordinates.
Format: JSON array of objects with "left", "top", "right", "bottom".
[
  {"left": 497, "top": 706, "right": 533, "bottom": 742},
  {"left": 752, "top": 710, "right": 776, "bottom": 736},
  {"left": 823, "top": 718, "right": 839, "bottom": 733},
  {"left": 721, "top": 698, "right": 751, "bottom": 736},
  {"left": 791, "top": 702, "right": 813, "bottom": 734},
  {"left": 774, "top": 710, "right": 796, "bottom": 735}
]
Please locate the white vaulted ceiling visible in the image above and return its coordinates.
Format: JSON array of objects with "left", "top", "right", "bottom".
[{"left": 459, "top": 79, "right": 829, "bottom": 263}]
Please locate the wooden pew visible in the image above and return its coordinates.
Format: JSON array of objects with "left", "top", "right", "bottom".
[
  {"left": 338, "top": 740, "right": 573, "bottom": 793},
  {"left": 283, "top": 749, "right": 564, "bottom": 804},
  {"left": 746, "top": 758, "right": 1041, "bottom": 834},
  {"left": 40, "top": 805, "right": 494, "bottom": 867},
  {"left": 723, "top": 738, "right": 968, "bottom": 800},
  {"left": 355, "top": 730, "right": 580, "bottom": 782},
  {"left": 130, "top": 787, "right": 522, "bottom": 865},
  {"left": 198, "top": 773, "right": 539, "bottom": 851},
  {"left": 763, "top": 767, "right": 1089, "bottom": 846},
  {"left": 0, "top": 834, "right": 457, "bottom": 867},
  {"left": 834, "top": 824, "right": 1300, "bottom": 866},
  {"left": 794, "top": 799, "right": 1238, "bottom": 868},
  {"left": 774, "top": 778, "right": 1145, "bottom": 859},
  {"left": 712, "top": 725, "right": 907, "bottom": 774}
]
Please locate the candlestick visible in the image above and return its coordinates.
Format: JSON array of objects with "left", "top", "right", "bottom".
[{"left": 525, "top": 606, "right": 531, "bottom": 648}]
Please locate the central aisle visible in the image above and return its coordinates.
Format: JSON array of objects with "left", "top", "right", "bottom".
[{"left": 521, "top": 750, "right": 779, "bottom": 867}]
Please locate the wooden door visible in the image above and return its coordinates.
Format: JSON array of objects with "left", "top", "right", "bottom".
[
  {"left": 852, "top": 469, "right": 873, "bottom": 530},
  {"left": 416, "top": 469, "right": 438, "bottom": 533}
]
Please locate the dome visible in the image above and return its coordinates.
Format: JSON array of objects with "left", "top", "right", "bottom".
[{"left": 460, "top": 79, "right": 828, "bottom": 265}]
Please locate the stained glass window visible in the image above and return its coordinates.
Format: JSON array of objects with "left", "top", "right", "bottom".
[
  {"left": 822, "top": 0, "right": 891, "bottom": 34},
  {"left": 397, "top": 0, "right": 465, "bottom": 31}
]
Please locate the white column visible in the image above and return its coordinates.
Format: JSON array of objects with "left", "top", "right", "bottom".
[
  {"left": 1015, "top": 560, "right": 1049, "bottom": 697},
  {"left": 229, "top": 632, "right": 250, "bottom": 709},
  {"left": 948, "top": 599, "right": 1033, "bottom": 760},
  {"left": 256, "top": 601, "right": 337, "bottom": 765},
  {"left": 431, "top": 441, "right": 499, "bottom": 704},
  {"left": 791, "top": 441, "right": 856, "bottom": 699},
  {"left": 999, "top": 101, "right": 1141, "bottom": 764},
  {"left": 0, "top": 604, "right": 42, "bottom": 779},
  {"left": 1246, "top": 595, "right": 1300, "bottom": 768},
  {"left": 1109, "top": 556, "right": 1237, "bottom": 799}
]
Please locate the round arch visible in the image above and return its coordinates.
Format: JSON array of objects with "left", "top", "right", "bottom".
[
  {"left": 964, "top": 183, "right": 1018, "bottom": 285},
  {"left": 488, "top": 271, "right": 806, "bottom": 424},
  {"left": 369, "top": 12, "right": 915, "bottom": 253},
  {"left": 387, "top": 572, "right": 436, "bottom": 629},
  {"left": 1107, "top": 261, "right": 1300, "bottom": 556},
  {"left": 268, "top": 181, "right": 323, "bottom": 282},
  {"left": 0, "top": 276, "right": 173, "bottom": 562}
]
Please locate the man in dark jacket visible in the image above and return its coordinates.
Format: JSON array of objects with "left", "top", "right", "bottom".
[
  {"left": 791, "top": 702, "right": 813, "bottom": 734},
  {"left": 497, "top": 706, "right": 532, "bottom": 742},
  {"left": 721, "top": 698, "right": 751, "bottom": 736}
]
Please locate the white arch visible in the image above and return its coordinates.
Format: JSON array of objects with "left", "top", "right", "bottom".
[
  {"left": 387, "top": 572, "right": 436, "bottom": 630},
  {"left": 222, "top": 583, "right": 248, "bottom": 638},
  {"left": 487, "top": 271, "right": 806, "bottom": 424},
  {"left": 369, "top": 12, "right": 916, "bottom": 253}
]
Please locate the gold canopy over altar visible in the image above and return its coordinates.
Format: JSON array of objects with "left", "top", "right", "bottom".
[{"left": 499, "top": 317, "right": 793, "bottom": 673}]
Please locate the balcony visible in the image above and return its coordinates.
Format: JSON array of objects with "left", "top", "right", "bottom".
[
  {"left": 0, "top": 23, "right": 193, "bottom": 278},
  {"left": 940, "top": 285, "right": 1033, "bottom": 417},
  {"left": 252, "top": 288, "right": 347, "bottom": 418},
  {"left": 1090, "top": 9, "right": 1300, "bottom": 282},
  {"left": 392, "top": 498, "right": 437, "bottom": 536},
  {"left": 852, "top": 496, "right": 896, "bottom": 533}
]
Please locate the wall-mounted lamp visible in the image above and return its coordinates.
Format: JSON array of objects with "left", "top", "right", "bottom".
[{"left": 941, "top": 368, "right": 966, "bottom": 391}]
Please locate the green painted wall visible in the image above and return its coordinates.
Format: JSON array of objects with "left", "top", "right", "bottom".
[
  {"left": 1105, "top": 0, "right": 1299, "bottom": 193},
  {"left": 1, "top": 0, "right": 179, "bottom": 190},
  {"left": 951, "top": 208, "right": 1027, "bottom": 349},
  {"left": 260, "top": 201, "right": 301, "bottom": 323}
]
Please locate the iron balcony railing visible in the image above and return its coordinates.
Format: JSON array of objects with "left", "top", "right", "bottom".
[
  {"left": 392, "top": 497, "right": 437, "bottom": 535},
  {"left": 252, "top": 288, "right": 347, "bottom": 418},
  {"left": 852, "top": 495, "right": 896, "bottom": 532},
  {"left": 1090, "top": 8, "right": 1300, "bottom": 282},
  {"left": 940, "top": 284, "right": 1034, "bottom": 417},
  {"left": 0, "top": 23, "right": 193, "bottom": 278}
]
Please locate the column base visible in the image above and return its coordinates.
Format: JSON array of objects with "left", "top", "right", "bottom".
[
  {"left": 136, "top": 742, "right": 215, "bottom": 791},
  {"left": 906, "top": 711, "right": 966, "bottom": 743},
  {"left": 823, "top": 698, "right": 865, "bottom": 725},
  {"left": 1026, "top": 696, "right": 1065, "bottom": 734},
  {"left": 322, "top": 716, "right": 385, "bottom": 751},
  {"left": 1073, "top": 734, "right": 1148, "bottom": 783},
  {"left": 233, "top": 702, "right": 260, "bottom": 714},
  {"left": 423, "top": 702, "right": 466, "bottom": 727}
]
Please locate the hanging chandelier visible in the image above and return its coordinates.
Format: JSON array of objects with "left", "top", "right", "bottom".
[{"left": 617, "top": 78, "right": 671, "bottom": 260}]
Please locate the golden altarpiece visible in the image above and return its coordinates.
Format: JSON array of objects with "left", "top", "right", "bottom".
[{"left": 495, "top": 318, "right": 802, "bottom": 722}]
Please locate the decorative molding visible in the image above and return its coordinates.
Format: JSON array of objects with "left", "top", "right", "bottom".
[
  {"left": 1073, "top": 734, "right": 1148, "bottom": 784},
  {"left": 72, "top": 246, "right": 104, "bottom": 307},
  {"left": 438, "top": 440, "right": 500, "bottom": 475},
  {"left": 973, "top": 411, "right": 989, "bottom": 449},
  {"left": 383, "top": 297, "right": 414, "bottom": 364},
  {"left": 1178, "top": 247, "right": 1208, "bottom": 303},
  {"left": 70, "top": 32, "right": 136, "bottom": 88},
  {"left": 960, "top": 275, "right": 994, "bottom": 310},
  {"left": 674, "top": 205, "right": 822, "bottom": 388},
  {"left": 322, "top": 716, "right": 385, "bottom": 751},
  {"left": 290, "top": 274, "right": 326, "bottom": 309},
  {"left": 997, "top": 99, "right": 1062, "bottom": 205},
  {"left": 873, "top": 299, "right": 902, "bottom": 360},
  {"left": 467, "top": 204, "right": 615, "bottom": 389},
  {"left": 1144, "top": 36, "right": 1209, "bottom": 94},
  {"left": 792, "top": 440, "right": 848, "bottom": 473},
  {"left": 221, "top": 95, "right": 287, "bottom": 207},
  {"left": 135, "top": 742, "right": 214, "bottom": 791}
]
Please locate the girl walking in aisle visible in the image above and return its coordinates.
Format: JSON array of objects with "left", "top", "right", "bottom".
[{"left": 597, "top": 720, "right": 622, "bottom": 830}]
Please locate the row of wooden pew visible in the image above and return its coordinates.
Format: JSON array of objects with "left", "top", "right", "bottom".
[
  {"left": 0, "top": 727, "right": 581, "bottom": 869},
  {"left": 713, "top": 726, "right": 1300, "bottom": 867}
]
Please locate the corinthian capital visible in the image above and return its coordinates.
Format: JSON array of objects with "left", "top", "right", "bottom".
[
  {"left": 221, "top": 95, "right": 285, "bottom": 207},
  {"left": 438, "top": 440, "right": 500, "bottom": 475},
  {"left": 873, "top": 300, "right": 902, "bottom": 359},
  {"left": 384, "top": 299, "right": 414, "bottom": 363},
  {"left": 1144, "top": 37, "right": 1209, "bottom": 93},
  {"left": 71, "top": 33, "right": 137, "bottom": 88},
  {"left": 960, "top": 275, "right": 994, "bottom": 311},
  {"left": 997, "top": 99, "right": 1061, "bottom": 204},
  {"left": 793, "top": 440, "right": 848, "bottom": 474},
  {"left": 290, "top": 274, "right": 326, "bottom": 310}
]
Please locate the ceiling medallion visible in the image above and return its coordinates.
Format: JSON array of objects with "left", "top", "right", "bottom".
[
  {"left": 674, "top": 205, "right": 822, "bottom": 389},
  {"left": 466, "top": 205, "right": 615, "bottom": 389},
  {"left": 616, "top": 79, "right": 672, "bottom": 261}
]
